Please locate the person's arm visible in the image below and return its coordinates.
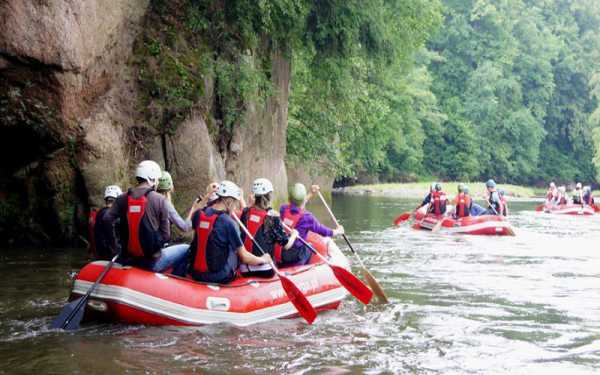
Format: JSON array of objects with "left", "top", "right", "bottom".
[
  {"left": 237, "top": 246, "right": 271, "bottom": 265},
  {"left": 158, "top": 195, "right": 171, "bottom": 242},
  {"left": 271, "top": 216, "right": 297, "bottom": 250},
  {"left": 166, "top": 201, "right": 192, "bottom": 232},
  {"left": 303, "top": 185, "right": 320, "bottom": 208},
  {"left": 308, "top": 213, "right": 343, "bottom": 237}
]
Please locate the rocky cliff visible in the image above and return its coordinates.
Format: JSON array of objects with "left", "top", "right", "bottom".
[{"left": 0, "top": 0, "right": 298, "bottom": 246}]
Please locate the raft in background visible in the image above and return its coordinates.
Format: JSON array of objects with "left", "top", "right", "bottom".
[
  {"left": 412, "top": 207, "right": 514, "bottom": 236},
  {"left": 542, "top": 204, "right": 596, "bottom": 216},
  {"left": 69, "top": 233, "right": 349, "bottom": 327}
]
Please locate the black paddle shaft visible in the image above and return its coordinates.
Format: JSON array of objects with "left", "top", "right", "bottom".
[{"left": 341, "top": 234, "right": 357, "bottom": 255}]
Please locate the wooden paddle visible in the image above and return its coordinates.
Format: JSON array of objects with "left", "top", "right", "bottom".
[
  {"left": 316, "top": 191, "right": 389, "bottom": 304},
  {"left": 393, "top": 212, "right": 412, "bottom": 225},
  {"left": 231, "top": 213, "right": 317, "bottom": 324},
  {"left": 51, "top": 253, "right": 119, "bottom": 330},
  {"left": 281, "top": 222, "right": 373, "bottom": 305}
]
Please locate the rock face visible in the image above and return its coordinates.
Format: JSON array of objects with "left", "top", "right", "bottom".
[{"left": 0, "top": 0, "right": 300, "bottom": 246}]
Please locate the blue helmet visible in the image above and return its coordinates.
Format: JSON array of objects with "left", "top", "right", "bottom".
[{"left": 486, "top": 179, "right": 496, "bottom": 188}]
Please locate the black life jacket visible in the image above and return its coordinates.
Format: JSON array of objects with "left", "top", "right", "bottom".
[
  {"left": 92, "top": 207, "right": 113, "bottom": 260},
  {"left": 456, "top": 193, "right": 471, "bottom": 218},
  {"left": 583, "top": 192, "right": 593, "bottom": 205},
  {"left": 119, "top": 188, "right": 164, "bottom": 258},
  {"left": 189, "top": 209, "right": 238, "bottom": 277},
  {"left": 572, "top": 191, "right": 582, "bottom": 204},
  {"left": 488, "top": 191, "right": 504, "bottom": 215}
]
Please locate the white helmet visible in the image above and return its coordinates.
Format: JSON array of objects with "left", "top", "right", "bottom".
[
  {"left": 216, "top": 180, "right": 241, "bottom": 200},
  {"left": 252, "top": 178, "right": 273, "bottom": 195},
  {"left": 104, "top": 185, "right": 122, "bottom": 199},
  {"left": 549, "top": 182, "right": 556, "bottom": 188},
  {"left": 135, "top": 160, "right": 161, "bottom": 186},
  {"left": 559, "top": 186, "right": 566, "bottom": 193},
  {"left": 576, "top": 182, "right": 582, "bottom": 189},
  {"left": 584, "top": 185, "right": 591, "bottom": 192}
]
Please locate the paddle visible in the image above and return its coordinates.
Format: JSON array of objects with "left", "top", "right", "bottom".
[
  {"left": 51, "top": 253, "right": 119, "bottom": 330},
  {"left": 535, "top": 204, "right": 544, "bottom": 212},
  {"left": 231, "top": 213, "right": 317, "bottom": 324},
  {"left": 393, "top": 212, "right": 412, "bottom": 225},
  {"left": 316, "top": 191, "right": 389, "bottom": 304},
  {"left": 281, "top": 222, "right": 373, "bottom": 305}
]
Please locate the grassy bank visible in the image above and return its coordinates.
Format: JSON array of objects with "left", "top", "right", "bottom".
[{"left": 335, "top": 182, "right": 547, "bottom": 199}]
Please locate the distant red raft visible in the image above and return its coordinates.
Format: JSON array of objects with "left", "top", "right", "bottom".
[
  {"left": 69, "top": 233, "right": 349, "bottom": 327},
  {"left": 543, "top": 204, "right": 596, "bottom": 215},
  {"left": 412, "top": 208, "right": 514, "bottom": 235}
]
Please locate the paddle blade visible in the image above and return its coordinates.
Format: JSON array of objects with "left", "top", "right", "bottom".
[
  {"left": 393, "top": 212, "right": 411, "bottom": 226},
  {"left": 535, "top": 204, "right": 544, "bottom": 212},
  {"left": 330, "top": 265, "right": 373, "bottom": 305},
  {"left": 360, "top": 267, "right": 388, "bottom": 304},
  {"left": 278, "top": 274, "right": 317, "bottom": 324},
  {"left": 506, "top": 226, "right": 516, "bottom": 236},
  {"left": 50, "top": 296, "right": 85, "bottom": 330}
]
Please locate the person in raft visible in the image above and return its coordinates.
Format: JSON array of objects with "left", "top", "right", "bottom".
[
  {"left": 554, "top": 186, "right": 568, "bottom": 205},
  {"left": 498, "top": 189, "right": 508, "bottom": 216},
  {"left": 484, "top": 179, "right": 504, "bottom": 216},
  {"left": 103, "top": 160, "right": 188, "bottom": 273},
  {"left": 182, "top": 180, "right": 271, "bottom": 284},
  {"left": 452, "top": 183, "right": 472, "bottom": 218},
  {"left": 156, "top": 171, "right": 203, "bottom": 233},
  {"left": 583, "top": 186, "right": 595, "bottom": 206},
  {"left": 545, "top": 182, "right": 557, "bottom": 205},
  {"left": 89, "top": 185, "right": 122, "bottom": 260},
  {"left": 417, "top": 183, "right": 447, "bottom": 216},
  {"left": 278, "top": 183, "right": 344, "bottom": 266},
  {"left": 571, "top": 182, "right": 584, "bottom": 205},
  {"left": 239, "top": 178, "right": 300, "bottom": 274},
  {"left": 417, "top": 183, "right": 436, "bottom": 212}
]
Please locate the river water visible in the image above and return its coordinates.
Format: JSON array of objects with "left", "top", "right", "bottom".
[{"left": 1, "top": 195, "right": 599, "bottom": 374}]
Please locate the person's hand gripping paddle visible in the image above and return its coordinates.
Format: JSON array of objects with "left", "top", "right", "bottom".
[{"left": 231, "top": 213, "right": 317, "bottom": 324}]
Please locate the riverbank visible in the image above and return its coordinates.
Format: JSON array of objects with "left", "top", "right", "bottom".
[{"left": 334, "top": 182, "right": 547, "bottom": 201}]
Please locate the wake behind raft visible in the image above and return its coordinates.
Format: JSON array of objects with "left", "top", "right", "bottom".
[
  {"left": 408, "top": 206, "right": 515, "bottom": 236},
  {"left": 68, "top": 233, "right": 350, "bottom": 326}
]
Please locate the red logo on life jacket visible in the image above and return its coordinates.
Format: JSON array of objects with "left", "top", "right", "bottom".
[
  {"left": 193, "top": 211, "right": 220, "bottom": 273},
  {"left": 274, "top": 206, "right": 303, "bottom": 263},
  {"left": 127, "top": 194, "right": 147, "bottom": 257},
  {"left": 243, "top": 207, "right": 268, "bottom": 252}
]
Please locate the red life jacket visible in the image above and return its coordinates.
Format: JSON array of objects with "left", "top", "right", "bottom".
[
  {"left": 274, "top": 206, "right": 303, "bottom": 263},
  {"left": 88, "top": 209, "right": 98, "bottom": 257},
  {"left": 456, "top": 193, "right": 471, "bottom": 218},
  {"left": 242, "top": 207, "right": 268, "bottom": 253},
  {"left": 430, "top": 191, "right": 447, "bottom": 216},
  {"left": 126, "top": 189, "right": 154, "bottom": 257},
  {"left": 192, "top": 211, "right": 220, "bottom": 273},
  {"left": 500, "top": 196, "right": 508, "bottom": 216}
]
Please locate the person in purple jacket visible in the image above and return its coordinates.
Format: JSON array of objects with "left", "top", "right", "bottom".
[{"left": 278, "top": 183, "right": 344, "bottom": 266}]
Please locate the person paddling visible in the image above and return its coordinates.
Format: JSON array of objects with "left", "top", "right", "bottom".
[
  {"left": 181, "top": 180, "right": 271, "bottom": 284},
  {"left": 555, "top": 186, "right": 568, "bottom": 205},
  {"left": 572, "top": 182, "right": 583, "bottom": 205},
  {"left": 417, "top": 183, "right": 436, "bottom": 212},
  {"left": 239, "top": 178, "right": 300, "bottom": 271},
  {"left": 453, "top": 183, "right": 472, "bottom": 219},
  {"left": 427, "top": 183, "right": 447, "bottom": 216},
  {"left": 279, "top": 183, "right": 344, "bottom": 265},
  {"left": 583, "top": 186, "right": 595, "bottom": 206},
  {"left": 89, "top": 185, "right": 122, "bottom": 260},
  {"left": 485, "top": 179, "right": 503, "bottom": 215},
  {"left": 102, "top": 160, "right": 188, "bottom": 273},
  {"left": 546, "top": 182, "right": 557, "bottom": 205}
]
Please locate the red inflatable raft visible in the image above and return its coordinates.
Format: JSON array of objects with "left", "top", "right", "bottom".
[
  {"left": 70, "top": 233, "right": 349, "bottom": 327},
  {"left": 542, "top": 204, "right": 596, "bottom": 216},
  {"left": 412, "top": 208, "right": 514, "bottom": 235}
]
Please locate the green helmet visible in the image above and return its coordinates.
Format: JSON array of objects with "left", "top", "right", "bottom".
[
  {"left": 458, "top": 183, "right": 466, "bottom": 193},
  {"left": 157, "top": 171, "right": 173, "bottom": 192},
  {"left": 289, "top": 183, "right": 307, "bottom": 206}
]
